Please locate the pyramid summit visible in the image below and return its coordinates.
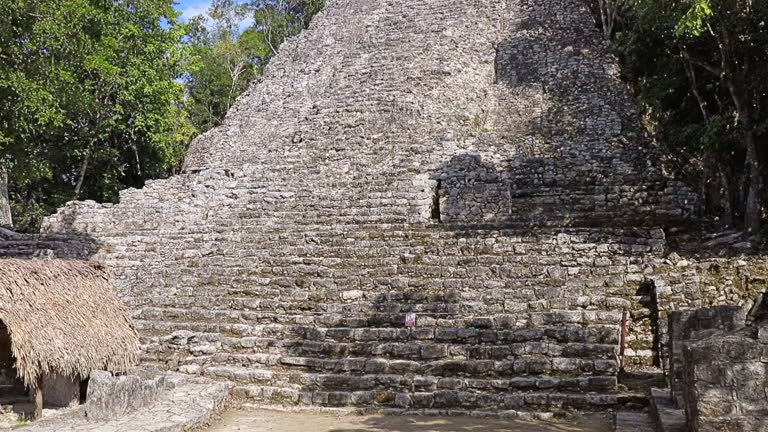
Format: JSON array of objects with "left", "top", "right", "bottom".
[{"left": 43, "top": 0, "right": 701, "bottom": 412}]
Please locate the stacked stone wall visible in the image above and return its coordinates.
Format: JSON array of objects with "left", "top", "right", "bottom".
[
  {"left": 667, "top": 306, "right": 747, "bottom": 408},
  {"left": 45, "top": 183, "right": 666, "bottom": 409},
  {"left": 681, "top": 322, "right": 768, "bottom": 432},
  {"left": 648, "top": 257, "right": 768, "bottom": 376},
  {"left": 37, "top": 0, "right": 706, "bottom": 413}
]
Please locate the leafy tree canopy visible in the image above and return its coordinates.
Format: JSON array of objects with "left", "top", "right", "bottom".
[
  {"left": 0, "top": 0, "right": 324, "bottom": 231},
  {"left": 184, "top": 0, "right": 324, "bottom": 132},
  {"left": 602, "top": 0, "right": 768, "bottom": 233},
  {"left": 0, "top": 0, "right": 194, "bottom": 231}
]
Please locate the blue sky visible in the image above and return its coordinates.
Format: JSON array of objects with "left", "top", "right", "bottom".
[
  {"left": 174, "top": 0, "right": 212, "bottom": 22},
  {"left": 174, "top": 0, "right": 254, "bottom": 31}
]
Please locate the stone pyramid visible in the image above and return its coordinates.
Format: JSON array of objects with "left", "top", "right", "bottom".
[{"left": 44, "top": 0, "right": 696, "bottom": 413}]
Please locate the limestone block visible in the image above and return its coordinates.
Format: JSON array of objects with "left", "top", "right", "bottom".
[
  {"left": 85, "top": 368, "right": 171, "bottom": 421},
  {"left": 41, "top": 374, "right": 79, "bottom": 408}
]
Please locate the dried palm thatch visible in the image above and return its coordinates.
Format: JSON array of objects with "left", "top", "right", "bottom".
[{"left": 0, "top": 259, "right": 139, "bottom": 385}]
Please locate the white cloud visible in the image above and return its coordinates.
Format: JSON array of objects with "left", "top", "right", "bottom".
[
  {"left": 178, "top": 0, "right": 253, "bottom": 33},
  {"left": 179, "top": 1, "right": 212, "bottom": 23}
]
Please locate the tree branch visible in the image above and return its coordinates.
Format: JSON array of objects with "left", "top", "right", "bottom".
[{"left": 680, "top": 48, "right": 722, "bottom": 76}]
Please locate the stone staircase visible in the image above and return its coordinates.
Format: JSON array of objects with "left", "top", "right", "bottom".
[
  {"left": 34, "top": 0, "right": 700, "bottom": 416},
  {"left": 39, "top": 161, "right": 669, "bottom": 413}
]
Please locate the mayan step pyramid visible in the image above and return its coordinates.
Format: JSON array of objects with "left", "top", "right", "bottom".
[{"left": 43, "top": 0, "right": 697, "bottom": 413}]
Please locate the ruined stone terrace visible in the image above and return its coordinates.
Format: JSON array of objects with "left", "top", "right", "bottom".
[{"left": 41, "top": 0, "right": 708, "bottom": 414}]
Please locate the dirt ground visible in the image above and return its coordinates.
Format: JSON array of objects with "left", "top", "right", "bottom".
[{"left": 205, "top": 408, "right": 613, "bottom": 432}]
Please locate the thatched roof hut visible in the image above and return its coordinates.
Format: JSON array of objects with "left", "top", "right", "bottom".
[{"left": 0, "top": 259, "right": 139, "bottom": 388}]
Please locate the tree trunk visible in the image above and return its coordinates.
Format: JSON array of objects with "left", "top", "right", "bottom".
[
  {"left": 0, "top": 163, "right": 12, "bottom": 227},
  {"left": 743, "top": 127, "right": 761, "bottom": 234},
  {"left": 133, "top": 145, "right": 142, "bottom": 177},
  {"left": 725, "top": 79, "right": 761, "bottom": 234},
  {"left": 718, "top": 164, "right": 733, "bottom": 228},
  {"left": 681, "top": 56, "right": 709, "bottom": 122},
  {"left": 33, "top": 375, "right": 43, "bottom": 420},
  {"left": 74, "top": 142, "right": 95, "bottom": 199}
]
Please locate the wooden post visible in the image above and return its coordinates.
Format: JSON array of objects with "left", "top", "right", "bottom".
[
  {"left": 33, "top": 375, "right": 43, "bottom": 420},
  {"left": 619, "top": 309, "right": 628, "bottom": 370}
]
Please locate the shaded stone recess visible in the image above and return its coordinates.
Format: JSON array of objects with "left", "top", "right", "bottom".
[
  {"left": 0, "top": 228, "right": 92, "bottom": 259},
  {"left": 39, "top": 0, "right": 711, "bottom": 414}
]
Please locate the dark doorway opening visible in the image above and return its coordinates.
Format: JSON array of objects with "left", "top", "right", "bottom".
[
  {"left": 0, "top": 321, "right": 27, "bottom": 401},
  {"left": 431, "top": 180, "right": 442, "bottom": 222}
]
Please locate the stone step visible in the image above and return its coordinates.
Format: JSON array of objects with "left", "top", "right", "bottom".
[
  {"left": 650, "top": 388, "right": 686, "bottom": 432},
  {"left": 102, "top": 240, "right": 651, "bottom": 257},
  {"left": 130, "top": 287, "right": 636, "bottom": 305},
  {"left": 141, "top": 318, "right": 619, "bottom": 345},
  {"left": 90, "top": 224, "right": 658, "bottom": 240},
  {"left": 135, "top": 322, "right": 622, "bottom": 345},
  {"left": 132, "top": 306, "right": 624, "bottom": 327},
  {"left": 122, "top": 275, "right": 637, "bottom": 291},
  {"left": 231, "top": 384, "right": 618, "bottom": 410},
  {"left": 140, "top": 329, "right": 620, "bottom": 361},
  {"left": 137, "top": 326, "right": 621, "bottom": 355},
  {"left": 97, "top": 230, "right": 656, "bottom": 247},
  {"left": 74, "top": 221, "right": 660, "bottom": 240},
  {"left": 614, "top": 410, "right": 655, "bottom": 432},
  {"left": 187, "top": 363, "right": 618, "bottom": 389}
]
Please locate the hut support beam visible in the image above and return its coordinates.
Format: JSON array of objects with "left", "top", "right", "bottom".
[{"left": 33, "top": 375, "right": 43, "bottom": 420}]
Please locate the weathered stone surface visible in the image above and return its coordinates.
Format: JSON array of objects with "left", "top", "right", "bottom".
[
  {"left": 41, "top": 374, "right": 80, "bottom": 408},
  {"left": 614, "top": 410, "right": 654, "bottom": 432},
  {"left": 86, "top": 369, "right": 172, "bottom": 421},
  {"left": 16, "top": 371, "right": 229, "bottom": 432},
  {"left": 674, "top": 308, "right": 768, "bottom": 432},
  {"left": 666, "top": 305, "right": 747, "bottom": 407},
  {"left": 27, "top": 0, "right": 724, "bottom": 414}
]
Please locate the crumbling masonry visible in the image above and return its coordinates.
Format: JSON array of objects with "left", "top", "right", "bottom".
[{"left": 38, "top": 0, "right": 767, "bottom": 416}]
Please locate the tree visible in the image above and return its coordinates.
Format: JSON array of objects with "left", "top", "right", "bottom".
[
  {"left": 592, "top": 0, "right": 626, "bottom": 40},
  {"left": 250, "top": 0, "right": 324, "bottom": 56},
  {"left": 675, "top": 0, "right": 768, "bottom": 234},
  {"left": 184, "top": 0, "right": 265, "bottom": 132},
  {"left": 184, "top": 0, "right": 324, "bottom": 133},
  {"left": 0, "top": 0, "right": 194, "bottom": 231},
  {"left": 0, "top": 0, "right": 326, "bottom": 231},
  {"left": 615, "top": 0, "right": 768, "bottom": 234}
]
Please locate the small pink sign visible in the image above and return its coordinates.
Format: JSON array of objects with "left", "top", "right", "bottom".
[{"left": 405, "top": 313, "right": 416, "bottom": 327}]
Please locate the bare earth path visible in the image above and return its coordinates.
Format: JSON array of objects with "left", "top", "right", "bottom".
[{"left": 205, "top": 409, "right": 613, "bottom": 432}]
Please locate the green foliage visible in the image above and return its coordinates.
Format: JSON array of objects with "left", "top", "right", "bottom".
[
  {"left": 0, "top": 0, "right": 324, "bottom": 231},
  {"left": 184, "top": 0, "right": 259, "bottom": 131},
  {"left": 184, "top": 0, "right": 324, "bottom": 133},
  {"left": 0, "top": 0, "right": 195, "bottom": 231},
  {"left": 611, "top": 0, "right": 768, "bottom": 230},
  {"left": 676, "top": 0, "right": 713, "bottom": 36},
  {"left": 251, "top": 0, "right": 324, "bottom": 55}
]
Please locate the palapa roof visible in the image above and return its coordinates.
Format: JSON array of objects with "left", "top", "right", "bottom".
[{"left": 0, "top": 259, "right": 139, "bottom": 384}]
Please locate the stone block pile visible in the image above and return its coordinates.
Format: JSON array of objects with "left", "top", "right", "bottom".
[
  {"left": 667, "top": 306, "right": 747, "bottom": 407},
  {"left": 646, "top": 298, "right": 768, "bottom": 432},
  {"left": 681, "top": 328, "right": 768, "bottom": 432}
]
